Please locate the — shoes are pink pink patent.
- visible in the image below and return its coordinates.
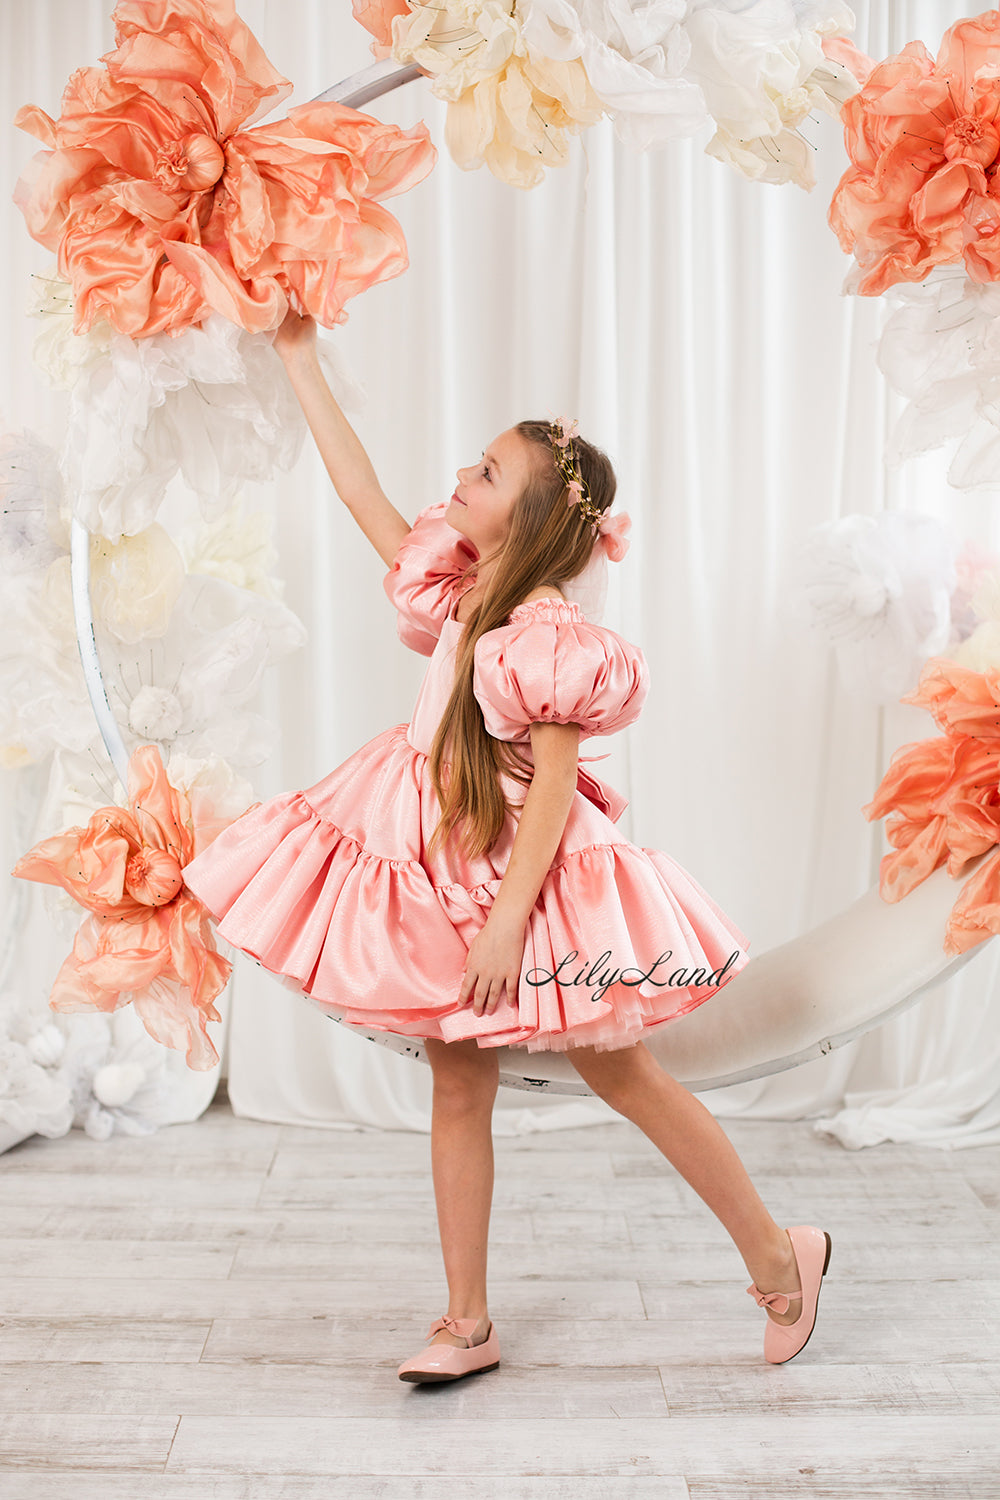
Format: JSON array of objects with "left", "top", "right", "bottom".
[
  {"left": 746, "top": 1224, "right": 833, "bottom": 1364},
  {"left": 397, "top": 1315, "right": 500, "bottom": 1383}
]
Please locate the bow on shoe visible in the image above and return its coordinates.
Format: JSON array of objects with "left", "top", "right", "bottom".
[
  {"left": 746, "top": 1282, "right": 796, "bottom": 1315},
  {"left": 427, "top": 1315, "right": 478, "bottom": 1344}
]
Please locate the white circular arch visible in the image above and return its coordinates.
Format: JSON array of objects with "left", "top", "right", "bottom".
[{"left": 69, "top": 60, "right": 995, "bottom": 1095}]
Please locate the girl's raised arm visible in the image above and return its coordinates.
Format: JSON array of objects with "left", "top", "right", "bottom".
[{"left": 273, "top": 309, "right": 412, "bottom": 569}]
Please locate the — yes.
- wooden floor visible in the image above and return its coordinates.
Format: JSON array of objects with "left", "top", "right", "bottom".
[{"left": 0, "top": 1085, "right": 997, "bottom": 1498}]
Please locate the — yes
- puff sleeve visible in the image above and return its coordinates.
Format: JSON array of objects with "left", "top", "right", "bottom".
[
  {"left": 382, "top": 501, "right": 480, "bottom": 656},
  {"left": 472, "top": 598, "right": 649, "bottom": 742}
]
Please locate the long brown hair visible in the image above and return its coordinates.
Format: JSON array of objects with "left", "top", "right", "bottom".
[{"left": 426, "top": 420, "right": 616, "bottom": 868}]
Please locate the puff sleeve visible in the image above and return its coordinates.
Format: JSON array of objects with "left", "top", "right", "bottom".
[
  {"left": 472, "top": 598, "right": 650, "bottom": 743},
  {"left": 382, "top": 501, "right": 479, "bottom": 656}
]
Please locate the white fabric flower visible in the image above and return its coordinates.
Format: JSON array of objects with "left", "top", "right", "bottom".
[
  {"left": 786, "top": 511, "right": 957, "bottom": 702},
  {"left": 128, "top": 686, "right": 186, "bottom": 741},
  {"left": 0, "top": 528, "right": 187, "bottom": 761},
  {"left": 948, "top": 539, "right": 1000, "bottom": 643},
  {"left": 0, "top": 995, "right": 74, "bottom": 1146},
  {"left": 948, "top": 619, "right": 1000, "bottom": 674},
  {"left": 0, "top": 429, "right": 67, "bottom": 574},
  {"left": 28, "top": 264, "right": 112, "bottom": 390},
  {"left": 92, "top": 1062, "right": 148, "bottom": 1108},
  {"left": 687, "top": 0, "right": 860, "bottom": 189},
  {"left": 521, "top": 0, "right": 705, "bottom": 151},
  {"left": 392, "top": 0, "right": 603, "bottom": 187},
  {"left": 88, "top": 525, "right": 187, "bottom": 644},
  {"left": 0, "top": 568, "right": 97, "bottom": 763},
  {"left": 64, "top": 313, "right": 308, "bottom": 539},
  {"left": 60, "top": 1015, "right": 186, "bottom": 1141},
  {"left": 877, "top": 266, "right": 1000, "bottom": 492},
  {"left": 968, "top": 571, "right": 1000, "bottom": 625},
  {"left": 26, "top": 1022, "right": 67, "bottom": 1069},
  {"left": 946, "top": 566, "right": 1000, "bottom": 671},
  {"left": 394, "top": 0, "right": 523, "bottom": 99},
  {"left": 0, "top": 540, "right": 305, "bottom": 767},
  {"left": 378, "top": 0, "right": 862, "bottom": 186},
  {"left": 29, "top": 276, "right": 362, "bottom": 540},
  {"left": 166, "top": 751, "right": 256, "bottom": 858},
  {"left": 103, "top": 574, "right": 307, "bottom": 766},
  {"left": 181, "top": 499, "right": 282, "bottom": 600}
]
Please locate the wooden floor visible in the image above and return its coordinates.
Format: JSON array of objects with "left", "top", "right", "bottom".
[{"left": 0, "top": 1085, "right": 997, "bottom": 1498}]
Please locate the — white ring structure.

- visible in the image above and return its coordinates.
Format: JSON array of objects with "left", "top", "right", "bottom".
[{"left": 69, "top": 60, "right": 992, "bottom": 1095}]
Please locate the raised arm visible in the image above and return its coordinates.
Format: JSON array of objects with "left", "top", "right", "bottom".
[{"left": 273, "top": 309, "right": 412, "bottom": 569}]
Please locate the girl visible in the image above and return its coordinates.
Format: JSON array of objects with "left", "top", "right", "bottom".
[{"left": 181, "top": 309, "right": 832, "bottom": 1383}]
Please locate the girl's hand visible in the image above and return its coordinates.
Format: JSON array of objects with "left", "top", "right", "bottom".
[
  {"left": 459, "top": 912, "right": 525, "bottom": 1017},
  {"left": 272, "top": 305, "right": 317, "bottom": 364}
]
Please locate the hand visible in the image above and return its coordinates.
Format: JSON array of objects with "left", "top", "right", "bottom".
[
  {"left": 459, "top": 912, "right": 526, "bottom": 1017},
  {"left": 272, "top": 305, "right": 317, "bottom": 363}
]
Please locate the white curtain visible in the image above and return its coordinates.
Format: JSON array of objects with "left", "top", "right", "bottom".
[{"left": 3, "top": 0, "right": 999, "bottom": 1146}]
